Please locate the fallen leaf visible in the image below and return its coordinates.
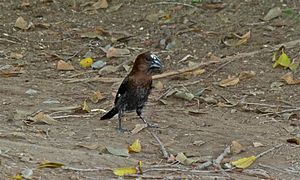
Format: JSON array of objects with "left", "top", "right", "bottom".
[
  {"left": 253, "top": 142, "right": 264, "bottom": 148},
  {"left": 80, "top": 57, "right": 93, "bottom": 68},
  {"left": 10, "top": 52, "right": 23, "bottom": 59},
  {"left": 128, "top": 139, "right": 141, "bottom": 153},
  {"left": 106, "top": 3, "right": 122, "bottom": 13},
  {"left": 219, "top": 77, "right": 240, "bottom": 87},
  {"left": 38, "top": 161, "right": 64, "bottom": 169},
  {"left": 131, "top": 124, "right": 147, "bottom": 135},
  {"left": 14, "top": 16, "right": 28, "bottom": 30},
  {"left": 174, "top": 91, "right": 194, "bottom": 101},
  {"left": 287, "top": 137, "right": 300, "bottom": 145},
  {"left": 11, "top": 174, "right": 23, "bottom": 180},
  {"left": 91, "top": 60, "right": 106, "bottom": 69},
  {"left": 89, "top": 90, "right": 104, "bottom": 103},
  {"left": 153, "top": 81, "right": 164, "bottom": 90},
  {"left": 77, "top": 143, "right": 99, "bottom": 150},
  {"left": 106, "top": 47, "right": 130, "bottom": 58},
  {"left": 21, "top": 0, "right": 30, "bottom": 7},
  {"left": 82, "top": 100, "right": 91, "bottom": 113},
  {"left": 231, "top": 141, "right": 244, "bottom": 154},
  {"left": 98, "top": 65, "right": 118, "bottom": 75},
  {"left": 20, "top": 168, "right": 33, "bottom": 179},
  {"left": 236, "top": 31, "right": 251, "bottom": 46},
  {"left": 231, "top": 156, "right": 256, "bottom": 169},
  {"left": 281, "top": 73, "right": 300, "bottom": 85},
  {"left": 106, "top": 146, "right": 129, "bottom": 157},
  {"left": 239, "top": 71, "right": 256, "bottom": 80},
  {"left": 30, "top": 112, "right": 58, "bottom": 125},
  {"left": 264, "top": 7, "right": 282, "bottom": 21},
  {"left": 113, "top": 167, "right": 137, "bottom": 176},
  {"left": 57, "top": 60, "right": 75, "bottom": 71},
  {"left": 93, "top": 0, "right": 108, "bottom": 9},
  {"left": 175, "top": 152, "right": 187, "bottom": 164}
]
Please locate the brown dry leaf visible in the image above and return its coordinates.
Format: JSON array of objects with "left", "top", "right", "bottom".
[
  {"left": 57, "top": 60, "right": 75, "bottom": 71},
  {"left": 208, "top": 53, "right": 221, "bottom": 62},
  {"left": 236, "top": 31, "right": 251, "bottom": 46},
  {"left": 21, "top": 0, "right": 30, "bottom": 7},
  {"left": 31, "top": 112, "right": 58, "bottom": 125},
  {"left": 15, "top": 16, "right": 28, "bottom": 30},
  {"left": 183, "top": 69, "right": 205, "bottom": 77},
  {"left": 219, "top": 77, "right": 240, "bottom": 87},
  {"left": 231, "top": 140, "right": 244, "bottom": 154},
  {"left": 287, "top": 137, "right": 300, "bottom": 145},
  {"left": 167, "top": 154, "right": 176, "bottom": 163},
  {"left": 77, "top": 143, "right": 99, "bottom": 150},
  {"left": 131, "top": 124, "right": 147, "bottom": 135},
  {"left": 89, "top": 90, "right": 104, "bottom": 103},
  {"left": 239, "top": 71, "right": 256, "bottom": 80},
  {"left": 253, "top": 142, "right": 264, "bottom": 148},
  {"left": 281, "top": 73, "right": 300, "bottom": 85},
  {"left": 93, "top": 0, "right": 108, "bottom": 9},
  {"left": 10, "top": 52, "right": 24, "bottom": 59},
  {"left": 106, "top": 47, "right": 130, "bottom": 58}
]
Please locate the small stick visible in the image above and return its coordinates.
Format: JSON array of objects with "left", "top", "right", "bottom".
[
  {"left": 147, "top": 130, "right": 169, "bottom": 159},
  {"left": 147, "top": 2, "right": 198, "bottom": 9},
  {"left": 62, "top": 166, "right": 111, "bottom": 172},
  {"left": 256, "top": 144, "right": 283, "bottom": 158},
  {"left": 214, "top": 146, "right": 231, "bottom": 165},
  {"left": 52, "top": 114, "right": 94, "bottom": 119},
  {"left": 205, "top": 59, "right": 236, "bottom": 78}
]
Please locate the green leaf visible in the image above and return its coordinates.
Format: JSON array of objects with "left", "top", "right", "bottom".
[
  {"left": 289, "top": 62, "right": 299, "bottom": 71},
  {"left": 273, "top": 49, "right": 291, "bottom": 68}
]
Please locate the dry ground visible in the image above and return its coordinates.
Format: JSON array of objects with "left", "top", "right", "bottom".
[{"left": 1, "top": 0, "right": 300, "bottom": 179}]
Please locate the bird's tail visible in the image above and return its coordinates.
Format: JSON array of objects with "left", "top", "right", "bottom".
[{"left": 101, "top": 107, "right": 118, "bottom": 120}]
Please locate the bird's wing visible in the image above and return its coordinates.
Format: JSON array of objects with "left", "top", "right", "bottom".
[{"left": 114, "top": 76, "right": 129, "bottom": 105}]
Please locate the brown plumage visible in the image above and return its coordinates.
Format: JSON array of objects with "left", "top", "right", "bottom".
[{"left": 101, "top": 51, "right": 162, "bottom": 132}]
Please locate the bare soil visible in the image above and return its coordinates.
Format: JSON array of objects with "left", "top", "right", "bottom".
[{"left": 1, "top": 0, "right": 300, "bottom": 179}]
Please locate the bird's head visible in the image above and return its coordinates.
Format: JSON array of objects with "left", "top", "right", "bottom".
[{"left": 132, "top": 51, "right": 163, "bottom": 74}]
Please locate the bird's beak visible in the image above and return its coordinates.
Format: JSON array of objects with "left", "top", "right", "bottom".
[{"left": 150, "top": 58, "right": 162, "bottom": 70}]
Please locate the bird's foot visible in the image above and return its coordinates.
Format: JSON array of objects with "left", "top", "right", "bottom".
[
  {"left": 146, "top": 122, "right": 159, "bottom": 128},
  {"left": 117, "top": 127, "right": 130, "bottom": 133}
]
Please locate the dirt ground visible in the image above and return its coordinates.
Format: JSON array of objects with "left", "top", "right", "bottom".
[{"left": 1, "top": 0, "right": 300, "bottom": 179}]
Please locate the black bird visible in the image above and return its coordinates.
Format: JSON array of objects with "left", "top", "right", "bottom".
[{"left": 101, "top": 51, "right": 162, "bottom": 132}]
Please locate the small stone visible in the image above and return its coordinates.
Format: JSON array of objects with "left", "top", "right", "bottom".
[{"left": 25, "top": 89, "right": 38, "bottom": 96}]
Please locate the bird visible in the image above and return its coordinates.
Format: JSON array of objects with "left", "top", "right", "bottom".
[{"left": 101, "top": 51, "right": 162, "bottom": 132}]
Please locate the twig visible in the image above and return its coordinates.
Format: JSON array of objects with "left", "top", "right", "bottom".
[
  {"left": 241, "top": 102, "right": 294, "bottom": 109},
  {"left": 147, "top": 2, "right": 198, "bottom": 9},
  {"left": 52, "top": 114, "right": 94, "bottom": 119},
  {"left": 277, "top": 107, "right": 300, "bottom": 114},
  {"left": 153, "top": 61, "right": 219, "bottom": 80},
  {"left": 0, "top": 38, "right": 21, "bottom": 44},
  {"left": 197, "top": 161, "right": 213, "bottom": 170},
  {"left": 147, "top": 130, "right": 169, "bottom": 159},
  {"left": 214, "top": 146, "right": 231, "bottom": 165},
  {"left": 205, "top": 59, "right": 236, "bottom": 78},
  {"left": 62, "top": 166, "right": 111, "bottom": 172},
  {"left": 256, "top": 144, "right": 283, "bottom": 158}
]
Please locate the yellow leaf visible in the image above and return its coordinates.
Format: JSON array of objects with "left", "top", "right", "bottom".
[
  {"left": 113, "top": 167, "right": 137, "bottom": 176},
  {"left": 273, "top": 49, "right": 290, "bottom": 68},
  {"left": 38, "top": 162, "right": 65, "bottom": 169},
  {"left": 231, "top": 156, "right": 256, "bottom": 169},
  {"left": 79, "top": 57, "right": 93, "bottom": 68},
  {"left": 82, "top": 100, "right": 91, "bottom": 113},
  {"left": 138, "top": 161, "right": 143, "bottom": 174},
  {"left": 11, "top": 174, "right": 22, "bottom": 180},
  {"left": 128, "top": 139, "right": 141, "bottom": 153}
]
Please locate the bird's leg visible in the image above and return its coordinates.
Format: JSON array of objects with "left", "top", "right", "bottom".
[
  {"left": 117, "top": 111, "right": 129, "bottom": 133},
  {"left": 136, "top": 109, "right": 159, "bottom": 128}
]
